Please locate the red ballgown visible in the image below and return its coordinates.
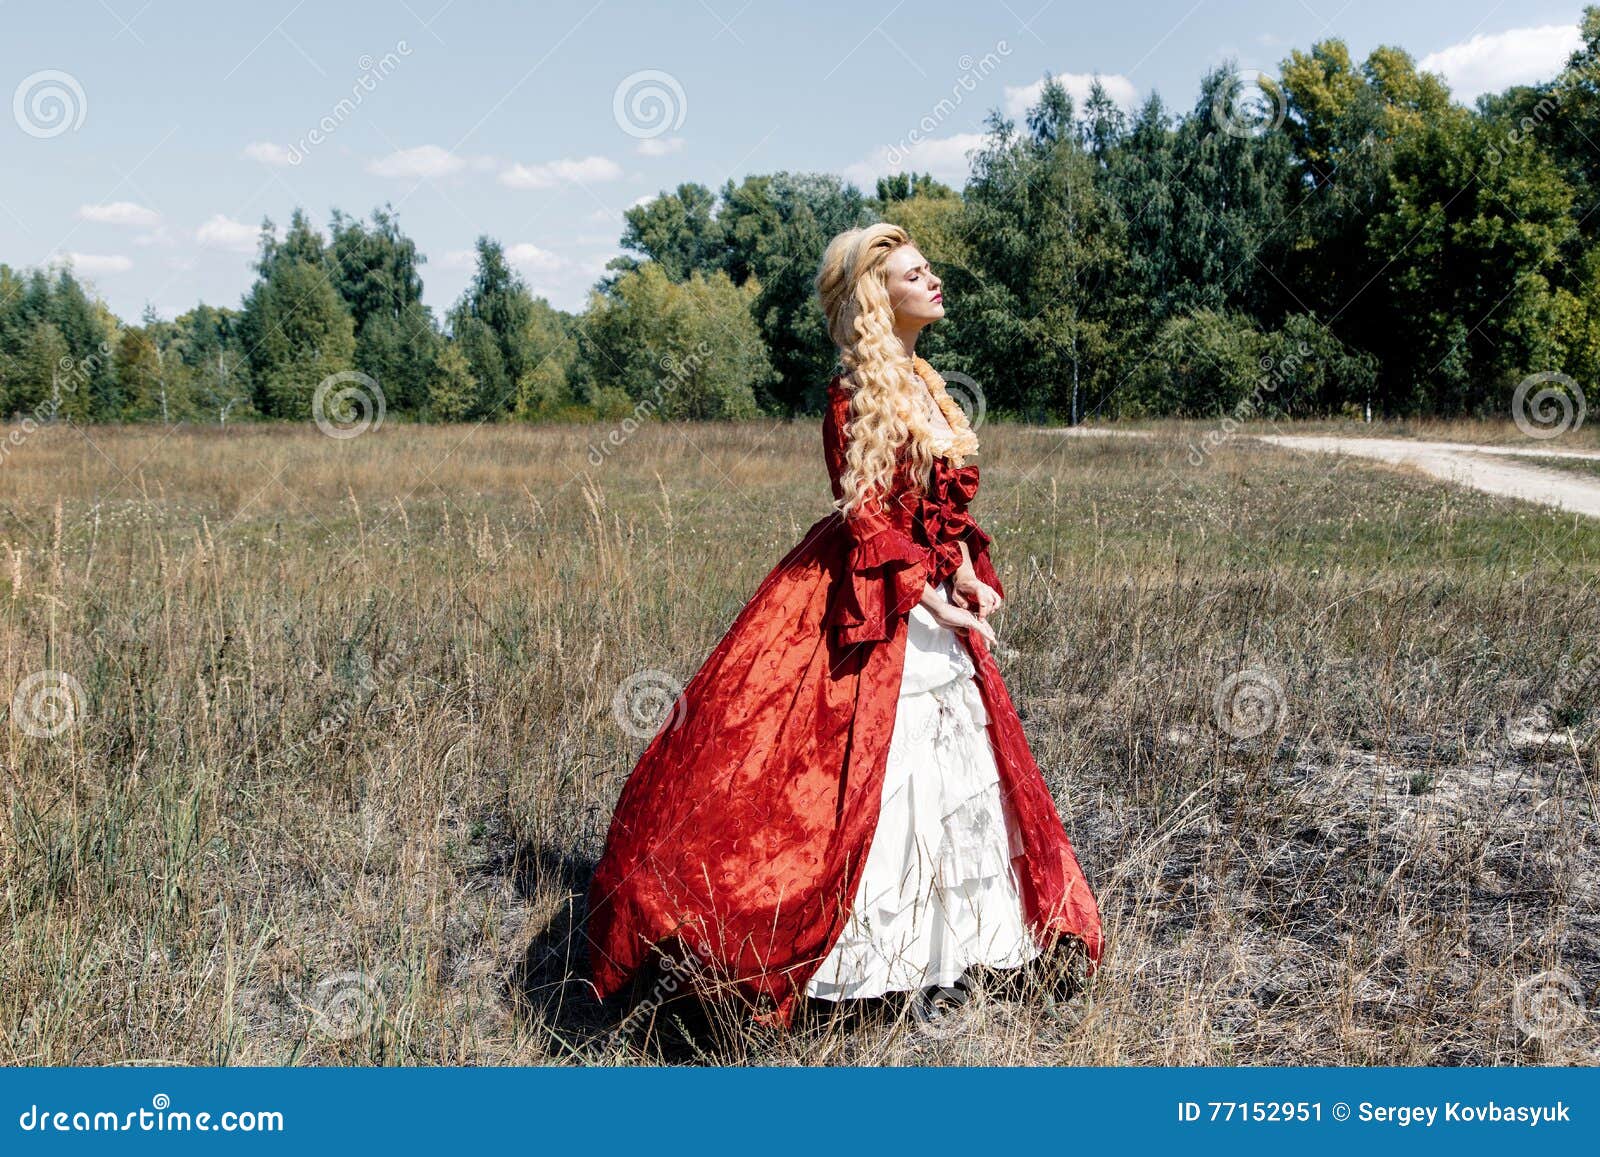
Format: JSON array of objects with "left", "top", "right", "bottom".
[{"left": 584, "top": 373, "right": 1105, "bottom": 1030}]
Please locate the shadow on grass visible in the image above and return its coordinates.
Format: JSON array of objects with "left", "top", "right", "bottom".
[{"left": 501, "top": 836, "right": 1098, "bottom": 1065}]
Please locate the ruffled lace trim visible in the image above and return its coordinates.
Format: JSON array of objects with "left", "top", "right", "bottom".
[
  {"left": 879, "top": 673, "right": 1023, "bottom": 895},
  {"left": 910, "top": 355, "right": 981, "bottom": 466},
  {"left": 805, "top": 582, "right": 1036, "bottom": 1001}
]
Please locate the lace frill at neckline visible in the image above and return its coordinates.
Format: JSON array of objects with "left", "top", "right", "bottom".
[{"left": 909, "top": 355, "right": 981, "bottom": 466}]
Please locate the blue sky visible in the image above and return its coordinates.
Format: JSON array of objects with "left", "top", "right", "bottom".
[{"left": 1, "top": 0, "right": 1592, "bottom": 321}]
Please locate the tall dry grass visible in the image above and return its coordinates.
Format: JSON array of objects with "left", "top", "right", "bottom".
[{"left": 0, "top": 416, "right": 1596, "bottom": 1065}]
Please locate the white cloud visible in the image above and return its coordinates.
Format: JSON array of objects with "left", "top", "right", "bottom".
[
  {"left": 637, "top": 135, "right": 686, "bottom": 157},
  {"left": 440, "top": 244, "right": 564, "bottom": 273},
  {"left": 243, "top": 141, "right": 297, "bottom": 166},
  {"left": 54, "top": 252, "right": 133, "bottom": 275},
  {"left": 195, "top": 214, "right": 262, "bottom": 252},
  {"left": 499, "top": 155, "right": 625, "bottom": 189},
  {"left": 578, "top": 207, "right": 626, "bottom": 245},
  {"left": 506, "top": 243, "right": 565, "bottom": 273},
  {"left": 838, "top": 72, "right": 1141, "bottom": 192},
  {"left": 1419, "top": 24, "right": 1583, "bottom": 102},
  {"left": 843, "top": 131, "right": 988, "bottom": 189},
  {"left": 77, "top": 201, "right": 160, "bottom": 227},
  {"left": 367, "top": 144, "right": 466, "bottom": 179},
  {"left": 1003, "top": 72, "right": 1141, "bottom": 120},
  {"left": 526, "top": 251, "right": 625, "bottom": 310}
]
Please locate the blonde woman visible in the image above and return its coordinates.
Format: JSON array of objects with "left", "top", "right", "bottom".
[{"left": 586, "top": 223, "right": 1103, "bottom": 1032}]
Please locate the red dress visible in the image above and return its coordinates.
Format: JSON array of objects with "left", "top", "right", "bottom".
[{"left": 584, "top": 374, "right": 1105, "bottom": 1030}]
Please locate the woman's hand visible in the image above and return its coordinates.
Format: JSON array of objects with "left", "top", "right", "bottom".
[
  {"left": 950, "top": 565, "right": 1003, "bottom": 620},
  {"left": 926, "top": 594, "right": 998, "bottom": 647}
]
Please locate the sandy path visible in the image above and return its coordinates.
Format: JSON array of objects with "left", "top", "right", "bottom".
[
  {"left": 1252, "top": 435, "right": 1600, "bottom": 520},
  {"left": 1052, "top": 427, "right": 1600, "bottom": 519}
]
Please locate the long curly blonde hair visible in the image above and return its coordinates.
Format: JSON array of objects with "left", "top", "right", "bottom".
[{"left": 814, "top": 223, "right": 979, "bottom": 517}]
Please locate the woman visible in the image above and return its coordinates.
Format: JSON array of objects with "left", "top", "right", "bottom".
[{"left": 584, "top": 222, "right": 1104, "bottom": 1032}]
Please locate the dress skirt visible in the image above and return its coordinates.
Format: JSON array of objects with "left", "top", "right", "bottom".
[{"left": 804, "top": 580, "right": 1042, "bottom": 1000}]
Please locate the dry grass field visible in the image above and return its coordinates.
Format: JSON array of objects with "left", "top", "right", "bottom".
[{"left": 2, "top": 415, "right": 1597, "bottom": 1066}]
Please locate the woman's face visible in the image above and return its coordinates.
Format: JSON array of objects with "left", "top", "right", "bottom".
[{"left": 882, "top": 243, "right": 944, "bottom": 328}]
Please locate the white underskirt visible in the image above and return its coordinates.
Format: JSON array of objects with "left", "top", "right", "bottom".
[{"left": 805, "top": 581, "right": 1040, "bottom": 1000}]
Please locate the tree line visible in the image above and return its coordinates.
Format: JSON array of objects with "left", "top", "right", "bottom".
[{"left": 6, "top": 14, "right": 1600, "bottom": 427}]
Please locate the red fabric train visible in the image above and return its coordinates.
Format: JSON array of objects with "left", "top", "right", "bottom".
[{"left": 584, "top": 372, "right": 1105, "bottom": 1029}]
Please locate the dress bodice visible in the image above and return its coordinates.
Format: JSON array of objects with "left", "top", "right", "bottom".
[{"left": 821, "top": 372, "right": 1002, "bottom": 644}]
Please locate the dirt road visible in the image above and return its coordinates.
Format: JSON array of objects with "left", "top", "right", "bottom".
[
  {"left": 1054, "top": 427, "right": 1600, "bottom": 519},
  {"left": 1252, "top": 434, "right": 1600, "bottom": 520}
]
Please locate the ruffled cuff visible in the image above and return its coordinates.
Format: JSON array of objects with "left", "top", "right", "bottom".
[
  {"left": 929, "top": 518, "right": 1004, "bottom": 597},
  {"left": 827, "top": 522, "right": 932, "bottom": 646}
]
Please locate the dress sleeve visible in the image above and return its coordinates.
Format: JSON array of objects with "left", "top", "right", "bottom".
[
  {"left": 921, "top": 458, "right": 1006, "bottom": 601},
  {"left": 822, "top": 380, "right": 932, "bottom": 645},
  {"left": 965, "top": 520, "right": 1004, "bottom": 600}
]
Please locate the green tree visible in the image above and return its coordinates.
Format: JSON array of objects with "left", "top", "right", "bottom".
[
  {"left": 239, "top": 211, "right": 357, "bottom": 418},
  {"left": 446, "top": 237, "right": 542, "bottom": 417},
  {"left": 717, "top": 172, "right": 874, "bottom": 412},
  {"left": 426, "top": 341, "right": 478, "bottom": 422},
  {"left": 328, "top": 205, "right": 439, "bottom": 412},
  {"left": 5, "top": 320, "right": 70, "bottom": 417},
  {"left": 1366, "top": 111, "right": 1575, "bottom": 413},
  {"left": 114, "top": 324, "right": 169, "bottom": 421},
  {"left": 609, "top": 182, "right": 727, "bottom": 283},
  {"left": 512, "top": 299, "right": 578, "bottom": 419},
  {"left": 1274, "top": 39, "right": 1454, "bottom": 360},
  {"left": 581, "top": 263, "right": 773, "bottom": 419},
  {"left": 961, "top": 75, "right": 1133, "bottom": 422},
  {"left": 173, "top": 304, "right": 254, "bottom": 423},
  {"left": 1125, "top": 307, "right": 1266, "bottom": 416}
]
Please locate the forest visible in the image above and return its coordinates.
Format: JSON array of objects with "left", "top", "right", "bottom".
[{"left": 5, "top": 14, "right": 1600, "bottom": 427}]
